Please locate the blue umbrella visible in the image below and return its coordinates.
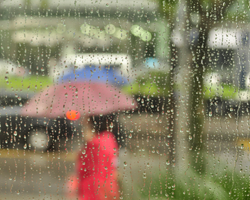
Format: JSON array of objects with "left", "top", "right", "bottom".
[{"left": 59, "top": 65, "right": 129, "bottom": 86}]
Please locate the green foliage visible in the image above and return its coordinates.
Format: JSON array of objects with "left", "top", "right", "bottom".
[
  {"left": 203, "top": 84, "right": 239, "bottom": 100},
  {"left": 122, "top": 71, "right": 171, "bottom": 97},
  {"left": 157, "top": 0, "right": 178, "bottom": 22},
  {"left": 225, "top": 0, "right": 250, "bottom": 21},
  {"left": 0, "top": 75, "right": 53, "bottom": 92},
  {"left": 124, "top": 70, "right": 242, "bottom": 100}
]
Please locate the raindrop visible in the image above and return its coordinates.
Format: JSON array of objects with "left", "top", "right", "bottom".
[
  {"left": 19, "top": 4, "right": 22, "bottom": 8},
  {"left": 189, "top": 135, "right": 192, "bottom": 140},
  {"left": 106, "top": 3, "right": 109, "bottom": 7},
  {"left": 209, "top": 111, "right": 212, "bottom": 117},
  {"left": 241, "top": 144, "right": 244, "bottom": 149},
  {"left": 110, "top": 122, "right": 114, "bottom": 128},
  {"left": 128, "top": 133, "right": 132, "bottom": 138},
  {"left": 48, "top": 183, "right": 51, "bottom": 187},
  {"left": 123, "top": 161, "right": 127, "bottom": 166},
  {"left": 14, "top": 131, "right": 17, "bottom": 136},
  {"left": 166, "top": 160, "right": 170, "bottom": 165}
]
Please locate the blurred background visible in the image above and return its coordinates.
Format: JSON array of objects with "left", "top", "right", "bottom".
[{"left": 1, "top": 0, "right": 250, "bottom": 199}]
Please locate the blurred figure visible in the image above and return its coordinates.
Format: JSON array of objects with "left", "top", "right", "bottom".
[{"left": 76, "top": 114, "right": 120, "bottom": 200}]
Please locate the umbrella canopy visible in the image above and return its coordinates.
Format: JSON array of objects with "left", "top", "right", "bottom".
[
  {"left": 21, "top": 82, "right": 137, "bottom": 118},
  {"left": 59, "top": 65, "right": 129, "bottom": 87}
]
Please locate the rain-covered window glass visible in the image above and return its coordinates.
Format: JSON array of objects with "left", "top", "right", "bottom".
[{"left": 1, "top": 0, "right": 250, "bottom": 199}]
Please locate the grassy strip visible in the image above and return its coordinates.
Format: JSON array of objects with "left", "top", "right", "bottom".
[
  {"left": 135, "top": 157, "right": 250, "bottom": 199},
  {"left": 0, "top": 75, "right": 53, "bottom": 92},
  {"left": 123, "top": 78, "right": 241, "bottom": 101}
]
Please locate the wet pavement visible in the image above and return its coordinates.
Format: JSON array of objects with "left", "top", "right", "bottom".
[{"left": 1, "top": 114, "right": 250, "bottom": 199}]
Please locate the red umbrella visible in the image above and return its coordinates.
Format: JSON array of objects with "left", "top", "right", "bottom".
[{"left": 21, "top": 82, "right": 137, "bottom": 118}]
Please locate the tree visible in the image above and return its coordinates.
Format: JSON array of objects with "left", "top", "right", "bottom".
[{"left": 157, "top": 0, "right": 239, "bottom": 174}]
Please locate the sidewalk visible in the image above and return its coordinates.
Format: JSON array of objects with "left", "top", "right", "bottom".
[{"left": 1, "top": 114, "right": 249, "bottom": 199}]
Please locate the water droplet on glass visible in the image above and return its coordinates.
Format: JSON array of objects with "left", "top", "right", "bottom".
[
  {"left": 128, "top": 133, "right": 132, "bottom": 138},
  {"left": 110, "top": 122, "right": 113, "bottom": 128},
  {"left": 166, "top": 160, "right": 170, "bottom": 165},
  {"left": 124, "top": 161, "right": 127, "bottom": 166}
]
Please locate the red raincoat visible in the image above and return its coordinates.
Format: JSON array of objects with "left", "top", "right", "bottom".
[{"left": 76, "top": 131, "right": 120, "bottom": 200}]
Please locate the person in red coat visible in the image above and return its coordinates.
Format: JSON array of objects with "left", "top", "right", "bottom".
[{"left": 76, "top": 115, "right": 120, "bottom": 200}]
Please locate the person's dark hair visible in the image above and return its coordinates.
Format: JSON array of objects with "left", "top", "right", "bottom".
[
  {"left": 89, "top": 114, "right": 113, "bottom": 133},
  {"left": 89, "top": 114, "right": 125, "bottom": 148}
]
